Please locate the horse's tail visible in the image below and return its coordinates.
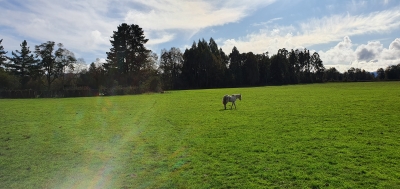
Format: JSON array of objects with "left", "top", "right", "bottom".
[{"left": 222, "top": 95, "right": 228, "bottom": 104}]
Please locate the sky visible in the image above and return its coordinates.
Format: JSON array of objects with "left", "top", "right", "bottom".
[{"left": 1, "top": 0, "right": 400, "bottom": 72}]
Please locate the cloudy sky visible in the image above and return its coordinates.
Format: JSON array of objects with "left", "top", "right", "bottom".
[{"left": 1, "top": 0, "right": 400, "bottom": 72}]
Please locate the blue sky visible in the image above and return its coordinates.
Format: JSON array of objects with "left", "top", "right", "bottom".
[{"left": 1, "top": 0, "right": 399, "bottom": 72}]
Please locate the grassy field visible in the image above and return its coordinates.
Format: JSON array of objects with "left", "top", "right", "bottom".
[{"left": 1, "top": 82, "right": 400, "bottom": 188}]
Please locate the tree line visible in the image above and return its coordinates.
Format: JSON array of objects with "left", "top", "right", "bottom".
[
  {"left": 159, "top": 39, "right": 326, "bottom": 90},
  {"left": 1, "top": 23, "right": 400, "bottom": 97},
  {"left": 157, "top": 38, "right": 400, "bottom": 89},
  {"left": 0, "top": 39, "right": 76, "bottom": 91}
]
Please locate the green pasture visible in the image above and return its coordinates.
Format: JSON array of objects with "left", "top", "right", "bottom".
[{"left": 1, "top": 82, "right": 400, "bottom": 188}]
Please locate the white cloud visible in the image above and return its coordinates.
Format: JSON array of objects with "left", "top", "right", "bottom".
[
  {"left": 218, "top": 6, "right": 400, "bottom": 72},
  {"left": 252, "top": 17, "right": 283, "bottom": 26},
  {"left": 124, "top": 0, "right": 276, "bottom": 42},
  {"left": 220, "top": 6, "right": 400, "bottom": 53},
  {"left": 384, "top": 0, "right": 390, "bottom": 5},
  {"left": 220, "top": 25, "right": 296, "bottom": 54},
  {"left": 389, "top": 38, "right": 400, "bottom": 50},
  {"left": 146, "top": 32, "right": 175, "bottom": 45},
  {"left": 319, "top": 37, "right": 400, "bottom": 72},
  {"left": 0, "top": 0, "right": 277, "bottom": 61},
  {"left": 380, "top": 38, "right": 400, "bottom": 62},
  {"left": 0, "top": 0, "right": 119, "bottom": 61},
  {"left": 124, "top": 2, "right": 243, "bottom": 31},
  {"left": 355, "top": 41, "right": 383, "bottom": 62},
  {"left": 86, "top": 30, "right": 109, "bottom": 48},
  {"left": 302, "top": 9, "right": 400, "bottom": 40},
  {"left": 318, "top": 36, "right": 356, "bottom": 67}
]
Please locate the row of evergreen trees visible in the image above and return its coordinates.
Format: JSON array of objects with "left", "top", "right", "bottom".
[
  {"left": 1, "top": 23, "right": 400, "bottom": 94},
  {"left": 159, "top": 39, "right": 325, "bottom": 90}
]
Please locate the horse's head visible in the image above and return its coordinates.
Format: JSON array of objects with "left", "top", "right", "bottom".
[{"left": 234, "top": 94, "right": 241, "bottom": 100}]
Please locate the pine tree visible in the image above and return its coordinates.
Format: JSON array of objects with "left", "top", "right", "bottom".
[
  {"left": 104, "top": 23, "right": 150, "bottom": 86},
  {"left": 0, "top": 39, "right": 8, "bottom": 67},
  {"left": 228, "top": 46, "right": 243, "bottom": 86},
  {"left": 7, "top": 40, "right": 39, "bottom": 89}
]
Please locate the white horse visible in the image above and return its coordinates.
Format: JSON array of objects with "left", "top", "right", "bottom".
[{"left": 222, "top": 94, "right": 242, "bottom": 109}]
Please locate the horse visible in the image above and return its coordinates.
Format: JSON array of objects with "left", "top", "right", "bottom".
[{"left": 222, "top": 94, "right": 242, "bottom": 109}]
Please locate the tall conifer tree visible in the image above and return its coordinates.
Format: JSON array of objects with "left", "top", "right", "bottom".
[
  {"left": 0, "top": 39, "right": 8, "bottom": 67},
  {"left": 7, "top": 40, "right": 39, "bottom": 89},
  {"left": 104, "top": 23, "right": 150, "bottom": 86}
]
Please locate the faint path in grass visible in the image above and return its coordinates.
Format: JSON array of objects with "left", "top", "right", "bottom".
[{"left": 45, "top": 96, "right": 158, "bottom": 189}]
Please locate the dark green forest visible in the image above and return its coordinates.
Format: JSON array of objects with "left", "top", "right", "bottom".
[{"left": 1, "top": 23, "right": 400, "bottom": 97}]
